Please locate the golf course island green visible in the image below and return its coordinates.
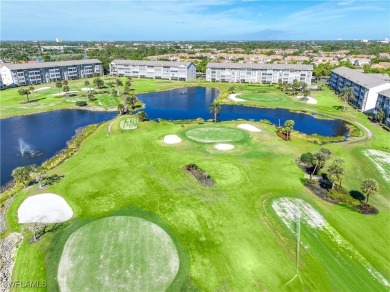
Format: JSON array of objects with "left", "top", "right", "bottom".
[{"left": 57, "top": 216, "right": 180, "bottom": 292}]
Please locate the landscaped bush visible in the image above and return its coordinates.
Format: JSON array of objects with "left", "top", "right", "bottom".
[{"left": 75, "top": 101, "right": 87, "bottom": 106}]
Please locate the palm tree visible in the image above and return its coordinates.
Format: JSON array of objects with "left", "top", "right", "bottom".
[
  {"left": 209, "top": 102, "right": 222, "bottom": 122},
  {"left": 84, "top": 80, "right": 91, "bottom": 93},
  {"left": 327, "top": 157, "right": 345, "bottom": 189},
  {"left": 376, "top": 109, "right": 385, "bottom": 124},
  {"left": 116, "top": 78, "right": 123, "bottom": 96},
  {"left": 277, "top": 78, "right": 283, "bottom": 90},
  {"left": 117, "top": 103, "right": 125, "bottom": 115},
  {"left": 63, "top": 85, "right": 70, "bottom": 97},
  {"left": 340, "top": 87, "right": 354, "bottom": 111},
  {"left": 292, "top": 79, "right": 300, "bottom": 95},
  {"left": 55, "top": 81, "right": 63, "bottom": 96},
  {"left": 125, "top": 79, "right": 132, "bottom": 87},
  {"left": 302, "top": 88, "right": 311, "bottom": 100},
  {"left": 29, "top": 86, "right": 35, "bottom": 100},
  {"left": 228, "top": 86, "right": 235, "bottom": 94},
  {"left": 284, "top": 120, "right": 295, "bottom": 140},
  {"left": 361, "top": 179, "right": 379, "bottom": 204},
  {"left": 18, "top": 88, "right": 30, "bottom": 103}
]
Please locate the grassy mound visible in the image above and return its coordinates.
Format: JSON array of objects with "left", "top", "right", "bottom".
[
  {"left": 184, "top": 126, "right": 248, "bottom": 143},
  {"left": 57, "top": 216, "right": 180, "bottom": 291},
  {"left": 119, "top": 117, "right": 138, "bottom": 130}
]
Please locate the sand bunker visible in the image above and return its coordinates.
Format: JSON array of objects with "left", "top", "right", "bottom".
[
  {"left": 214, "top": 144, "right": 235, "bottom": 150},
  {"left": 237, "top": 124, "right": 261, "bottom": 132},
  {"left": 363, "top": 149, "right": 390, "bottom": 182},
  {"left": 163, "top": 135, "right": 182, "bottom": 144},
  {"left": 81, "top": 87, "right": 94, "bottom": 91},
  {"left": 53, "top": 91, "right": 79, "bottom": 96},
  {"left": 228, "top": 94, "right": 245, "bottom": 102},
  {"left": 297, "top": 96, "right": 318, "bottom": 104},
  {"left": 33, "top": 87, "right": 50, "bottom": 92},
  {"left": 18, "top": 193, "right": 73, "bottom": 223}
]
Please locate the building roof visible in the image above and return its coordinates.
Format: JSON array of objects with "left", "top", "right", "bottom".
[
  {"left": 2, "top": 59, "right": 102, "bottom": 70},
  {"left": 206, "top": 62, "right": 313, "bottom": 70},
  {"left": 379, "top": 88, "right": 390, "bottom": 98},
  {"left": 368, "top": 73, "right": 390, "bottom": 82},
  {"left": 331, "top": 66, "right": 389, "bottom": 89},
  {"left": 111, "top": 60, "right": 193, "bottom": 67}
]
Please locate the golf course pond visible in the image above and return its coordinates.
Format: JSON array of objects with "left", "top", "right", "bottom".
[
  {"left": 0, "top": 110, "right": 116, "bottom": 185},
  {"left": 137, "top": 86, "right": 349, "bottom": 137},
  {"left": 1, "top": 86, "right": 349, "bottom": 186}
]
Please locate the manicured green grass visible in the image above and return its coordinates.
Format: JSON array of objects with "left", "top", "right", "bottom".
[
  {"left": 6, "top": 119, "right": 389, "bottom": 291},
  {"left": 183, "top": 126, "right": 249, "bottom": 143},
  {"left": 57, "top": 216, "right": 180, "bottom": 291}
]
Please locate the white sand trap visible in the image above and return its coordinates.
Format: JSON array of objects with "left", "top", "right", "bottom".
[
  {"left": 297, "top": 96, "right": 318, "bottom": 104},
  {"left": 228, "top": 94, "right": 245, "bottom": 102},
  {"left": 81, "top": 87, "right": 94, "bottom": 91},
  {"left": 363, "top": 149, "right": 390, "bottom": 182},
  {"left": 33, "top": 87, "right": 50, "bottom": 92},
  {"left": 163, "top": 135, "right": 182, "bottom": 144},
  {"left": 53, "top": 91, "right": 79, "bottom": 96},
  {"left": 215, "top": 143, "right": 235, "bottom": 151},
  {"left": 18, "top": 193, "right": 73, "bottom": 223},
  {"left": 272, "top": 197, "right": 325, "bottom": 231},
  {"left": 237, "top": 124, "right": 261, "bottom": 132}
]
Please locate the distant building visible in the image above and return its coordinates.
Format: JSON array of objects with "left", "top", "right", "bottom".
[
  {"left": 56, "top": 38, "right": 62, "bottom": 43},
  {"left": 206, "top": 63, "right": 313, "bottom": 84},
  {"left": 375, "top": 89, "right": 390, "bottom": 126},
  {"left": 109, "top": 60, "right": 196, "bottom": 81},
  {"left": 329, "top": 66, "right": 390, "bottom": 113},
  {"left": 0, "top": 59, "right": 103, "bottom": 86}
]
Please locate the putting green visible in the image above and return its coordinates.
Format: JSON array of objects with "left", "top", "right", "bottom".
[
  {"left": 119, "top": 117, "right": 138, "bottom": 130},
  {"left": 241, "top": 93, "right": 281, "bottom": 102},
  {"left": 184, "top": 126, "right": 248, "bottom": 143},
  {"left": 57, "top": 216, "right": 180, "bottom": 291}
]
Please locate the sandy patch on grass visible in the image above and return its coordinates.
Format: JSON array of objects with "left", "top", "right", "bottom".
[
  {"left": 214, "top": 144, "right": 235, "bottom": 151},
  {"left": 272, "top": 197, "right": 325, "bottom": 231},
  {"left": 297, "top": 96, "right": 318, "bottom": 104},
  {"left": 53, "top": 91, "right": 79, "bottom": 96},
  {"left": 237, "top": 124, "right": 261, "bottom": 132},
  {"left": 363, "top": 149, "right": 390, "bottom": 182},
  {"left": 81, "top": 87, "right": 94, "bottom": 91},
  {"left": 163, "top": 135, "right": 182, "bottom": 144},
  {"left": 33, "top": 86, "right": 50, "bottom": 92},
  {"left": 272, "top": 197, "right": 390, "bottom": 287},
  {"left": 18, "top": 193, "right": 73, "bottom": 223},
  {"left": 228, "top": 94, "right": 245, "bottom": 102}
]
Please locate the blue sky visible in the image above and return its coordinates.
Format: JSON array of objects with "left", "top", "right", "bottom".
[{"left": 1, "top": 0, "right": 389, "bottom": 41}]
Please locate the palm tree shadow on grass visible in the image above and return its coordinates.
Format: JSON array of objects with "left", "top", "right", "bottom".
[{"left": 349, "top": 190, "right": 365, "bottom": 202}]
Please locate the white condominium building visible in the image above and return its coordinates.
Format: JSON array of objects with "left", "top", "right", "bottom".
[
  {"left": 206, "top": 63, "right": 313, "bottom": 85},
  {"left": 0, "top": 59, "right": 103, "bottom": 86},
  {"left": 329, "top": 66, "right": 390, "bottom": 113},
  {"left": 110, "top": 60, "right": 196, "bottom": 81}
]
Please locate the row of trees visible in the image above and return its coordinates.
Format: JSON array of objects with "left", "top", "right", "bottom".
[
  {"left": 300, "top": 148, "right": 379, "bottom": 203},
  {"left": 278, "top": 79, "right": 311, "bottom": 99}
]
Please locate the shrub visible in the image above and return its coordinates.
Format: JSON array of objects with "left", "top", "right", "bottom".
[
  {"left": 75, "top": 101, "right": 87, "bottom": 106},
  {"left": 306, "top": 179, "right": 316, "bottom": 184}
]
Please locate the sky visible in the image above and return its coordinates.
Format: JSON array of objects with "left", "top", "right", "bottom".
[{"left": 1, "top": 0, "right": 389, "bottom": 41}]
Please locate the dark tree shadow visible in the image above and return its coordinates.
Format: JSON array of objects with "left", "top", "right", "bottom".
[
  {"left": 350, "top": 190, "right": 365, "bottom": 202},
  {"left": 333, "top": 105, "right": 343, "bottom": 111}
]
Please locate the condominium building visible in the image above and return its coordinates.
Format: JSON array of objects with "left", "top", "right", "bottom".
[
  {"left": 329, "top": 66, "right": 390, "bottom": 113},
  {"left": 0, "top": 59, "right": 103, "bottom": 86},
  {"left": 206, "top": 63, "right": 313, "bottom": 85},
  {"left": 375, "top": 89, "right": 390, "bottom": 126},
  {"left": 110, "top": 60, "right": 196, "bottom": 81}
]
